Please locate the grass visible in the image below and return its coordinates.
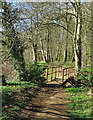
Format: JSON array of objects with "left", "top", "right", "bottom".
[
  {"left": 1, "top": 81, "right": 40, "bottom": 120},
  {"left": 37, "top": 61, "right": 48, "bottom": 66},
  {"left": 64, "top": 87, "right": 93, "bottom": 119}
]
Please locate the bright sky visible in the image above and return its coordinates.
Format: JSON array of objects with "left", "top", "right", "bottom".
[
  {"left": 5, "top": 0, "right": 93, "bottom": 2},
  {"left": 0, "top": 8, "right": 2, "bottom": 31}
]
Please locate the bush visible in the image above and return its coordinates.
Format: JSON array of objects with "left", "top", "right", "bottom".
[
  {"left": 17, "top": 71, "right": 27, "bottom": 81},
  {"left": 78, "top": 67, "right": 93, "bottom": 87},
  {"left": 15, "top": 62, "right": 46, "bottom": 85},
  {"left": 26, "top": 62, "right": 45, "bottom": 85},
  {"left": 0, "top": 74, "right": 7, "bottom": 86}
]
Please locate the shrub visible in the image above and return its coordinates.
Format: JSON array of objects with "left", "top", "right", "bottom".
[
  {"left": 0, "top": 74, "right": 7, "bottom": 86},
  {"left": 26, "top": 62, "right": 45, "bottom": 85},
  {"left": 15, "top": 62, "right": 46, "bottom": 85},
  {"left": 78, "top": 67, "right": 93, "bottom": 87}
]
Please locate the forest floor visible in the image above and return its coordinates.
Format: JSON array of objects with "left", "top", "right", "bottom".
[
  {"left": 17, "top": 62, "right": 72, "bottom": 120},
  {"left": 2, "top": 62, "right": 92, "bottom": 120},
  {"left": 19, "top": 82, "right": 72, "bottom": 120}
]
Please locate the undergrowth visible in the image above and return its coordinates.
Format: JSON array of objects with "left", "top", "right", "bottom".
[
  {"left": 64, "top": 87, "right": 93, "bottom": 119},
  {"left": 1, "top": 81, "right": 39, "bottom": 120}
]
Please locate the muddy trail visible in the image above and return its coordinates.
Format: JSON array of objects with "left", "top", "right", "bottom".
[{"left": 17, "top": 82, "right": 73, "bottom": 120}]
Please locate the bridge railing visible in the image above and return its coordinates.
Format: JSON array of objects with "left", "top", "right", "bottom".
[{"left": 43, "top": 66, "right": 74, "bottom": 83}]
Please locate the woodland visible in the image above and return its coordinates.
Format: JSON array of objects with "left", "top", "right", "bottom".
[{"left": 0, "top": 1, "right": 93, "bottom": 120}]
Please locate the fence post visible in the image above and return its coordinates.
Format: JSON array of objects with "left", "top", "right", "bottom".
[
  {"left": 58, "top": 67, "right": 60, "bottom": 77},
  {"left": 71, "top": 68, "right": 72, "bottom": 77},
  {"left": 66, "top": 68, "right": 67, "bottom": 79},
  {"left": 51, "top": 67, "right": 53, "bottom": 81},
  {"left": 47, "top": 67, "right": 49, "bottom": 80},
  {"left": 62, "top": 69, "right": 64, "bottom": 82},
  {"left": 55, "top": 67, "right": 57, "bottom": 79},
  {"left": 68, "top": 68, "right": 69, "bottom": 79},
  {"left": 61, "top": 67, "right": 62, "bottom": 81}
]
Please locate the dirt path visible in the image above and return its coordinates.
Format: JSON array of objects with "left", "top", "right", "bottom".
[
  {"left": 18, "top": 82, "right": 72, "bottom": 120},
  {"left": 17, "top": 62, "right": 73, "bottom": 120}
]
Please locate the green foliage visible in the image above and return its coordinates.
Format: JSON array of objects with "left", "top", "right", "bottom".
[
  {"left": 0, "top": 74, "right": 7, "bottom": 86},
  {"left": 65, "top": 87, "right": 92, "bottom": 118},
  {"left": 37, "top": 61, "right": 48, "bottom": 66},
  {"left": 16, "top": 70, "right": 27, "bottom": 81},
  {"left": 1, "top": 81, "right": 39, "bottom": 120},
  {"left": 26, "top": 62, "right": 45, "bottom": 85},
  {"left": 2, "top": 2, "right": 27, "bottom": 82},
  {"left": 78, "top": 67, "right": 93, "bottom": 87},
  {"left": 7, "top": 81, "right": 38, "bottom": 87}
]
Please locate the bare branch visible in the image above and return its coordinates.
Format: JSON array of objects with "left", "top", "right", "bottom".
[{"left": 41, "top": 22, "right": 73, "bottom": 36}]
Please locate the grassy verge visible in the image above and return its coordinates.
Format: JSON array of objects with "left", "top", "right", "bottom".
[
  {"left": 1, "top": 81, "right": 40, "bottom": 120},
  {"left": 64, "top": 87, "right": 93, "bottom": 119}
]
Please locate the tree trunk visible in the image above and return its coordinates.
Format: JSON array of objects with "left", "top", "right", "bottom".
[
  {"left": 34, "top": 44, "right": 37, "bottom": 62},
  {"left": 39, "top": 38, "right": 46, "bottom": 62},
  {"left": 72, "top": 45, "right": 75, "bottom": 62},
  {"left": 46, "top": 27, "right": 50, "bottom": 63},
  {"left": 73, "top": 2, "right": 82, "bottom": 75},
  {"left": 63, "top": 3, "right": 68, "bottom": 63},
  {"left": 64, "top": 48, "right": 67, "bottom": 62},
  {"left": 32, "top": 44, "right": 37, "bottom": 62}
]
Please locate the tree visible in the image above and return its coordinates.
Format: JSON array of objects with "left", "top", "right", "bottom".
[
  {"left": 2, "top": 2, "right": 27, "bottom": 81},
  {"left": 71, "top": 2, "right": 82, "bottom": 75}
]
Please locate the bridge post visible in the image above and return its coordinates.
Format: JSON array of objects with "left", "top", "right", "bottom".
[
  {"left": 51, "top": 67, "right": 53, "bottom": 81},
  {"left": 55, "top": 67, "right": 57, "bottom": 79},
  {"left": 62, "top": 69, "right": 64, "bottom": 82},
  {"left": 58, "top": 67, "right": 59, "bottom": 77},
  {"left": 68, "top": 68, "right": 69, "bottom": 79},
  {"left": 66, "top": 69, "right": 67, "bottom": 80},
  {"left": 69, "top": 68, "right": 71, "bottom": 77},
  {"left": 47, "top": 67, "right": 49, "bottom": 80},
  {"left": 61, "top": 67, "right": 63, "bottom": 80}
]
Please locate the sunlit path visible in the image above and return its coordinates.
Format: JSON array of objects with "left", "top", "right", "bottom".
[{"left": 19, "top": 82, "right": 72, "bottom": 120}]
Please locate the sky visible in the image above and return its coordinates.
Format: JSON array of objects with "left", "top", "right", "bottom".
[
  {"left": 2, "top": 0, "right": 93, "bottom": 2},
  {"left": 0, "top": 9, "right": 2, "bottom": 32},
  {"left": 0, "top": 0, "right": 92, "bottom": 32}
]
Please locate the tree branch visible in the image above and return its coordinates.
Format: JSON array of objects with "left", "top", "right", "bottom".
[
  {"left": 66, "top": 12, "right": 77, "bottom": 18},
  {"left": 42, "top": 22, "right": 73, "bottom": 36}
]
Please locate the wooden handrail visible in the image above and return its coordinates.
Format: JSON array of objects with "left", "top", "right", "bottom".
[{"left": 43, "top": 66, "right": 74, "bottom": 83}]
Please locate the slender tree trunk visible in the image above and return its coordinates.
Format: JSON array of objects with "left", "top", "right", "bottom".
[
  {"left": 64, "top": 48, "right": 67, "bottom": 62},
  {"left": 46, "top": 27, "right": 50, "bottom": 63},
  {"left": 64, "top": 3, "right": 68, "bottom": 62},
  {"left": 40, "top": 39, "right": 46, "bottom": 62},
  {"left": 29, "top": 51, "right": 32, "bottom": 63},
  {"left": 32, "top": 44, "right": 35, "bottom": 61},
  {"left": 34, "top": 44, "right": 37, "bottom": 62},
  {"left": 72, "top": 45, "right": 75, "bottom": 62},
  {"left": 84, "top": 31, "right": 87, "bottom": 67},
  {"left": 73, "top": 2, "right": 82, "bottom": 75}
]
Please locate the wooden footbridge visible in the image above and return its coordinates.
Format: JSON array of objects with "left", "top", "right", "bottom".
[{"left": 43, "top": 66, "right": 75, "bottom": 87}]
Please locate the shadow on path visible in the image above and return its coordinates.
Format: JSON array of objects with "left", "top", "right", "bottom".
[{"left": 15, "top": 80, "right": 92, "bottom": 120}]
